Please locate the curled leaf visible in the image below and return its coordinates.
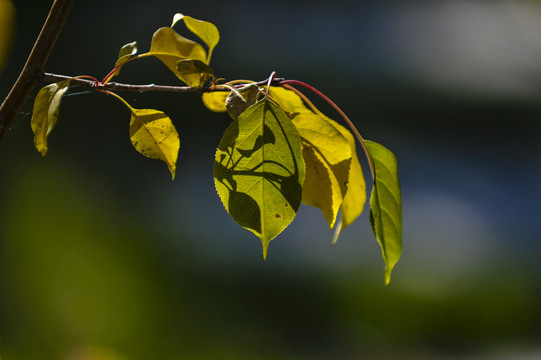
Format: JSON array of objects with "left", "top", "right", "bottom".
[
  {"left": 214, "top": 99, "right": 305, "bottom": 259},
  {"left": 129, "top": 108, "right": 180, "bottom": 179},
  {"left": 147, "top": 27, "right": 207, "bottom": 86},
  {"left": 331, "top": 124, "right": 366, "bottom": 244},
  {"left": 225, "top": 84, "right": 261, "bottom": 120},
  {"left": 269, "top": 86, "right": 355, "bottom": 229},
  {"left": 31, "top": 80, "right": 71, "bottom": 157},
  {"left": 172, "top": 13, "right": 220, "bottom": 61},
  {"left": 117, "top": 41, "right": 137, "bottom": 63},
  {"left": 110, "top": 41, "right": 138, "bottom": 78},
  {"left": 202, "top": 91, "right": 229, "bottom": 112},
  {"left": 364, "top": 140, "right": 402, "bottom": 285}
]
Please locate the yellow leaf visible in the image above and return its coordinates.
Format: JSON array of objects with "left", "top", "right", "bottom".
[
  {"left": 297, "top": 112, "right": 351, "bottom": 229},
  {"left": 172, "top": 13, "right": 220, "bottom": 62},
  {"left": 31, "top": 80, "right": 71, "bottom": 157},
  {"left": 301, "top": 141, "right": 346, "bottom": 228},
  {"left": 202, "top": 91, "right": 229, "bottom": 112},
  {"left": 129, "top": 108, "right": 180, "bottom": 179},
  {"left": 269, "top": 86, "right": 353, "bottom": 229},
  {"left": 148, "top": 27, "right": 207, "bottom": 86},
  {"left": 333, "top": 123, "right": 367, "bottom": 233}
]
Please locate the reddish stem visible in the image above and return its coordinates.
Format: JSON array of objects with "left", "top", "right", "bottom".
[
  {"left": 101, "top": 67, "right": 118, "bottom": 84},
  {"left": 265, "top": 71, "right": 277, "bottom": 99},
  {"left": 73, "top": 75, "right": 99, "bottom": 87},
  {"left": 279, "top": 80, "right": 374, "bottom": 178}
]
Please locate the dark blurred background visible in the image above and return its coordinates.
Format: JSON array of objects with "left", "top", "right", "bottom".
[{"left": 1, "top": 0, "right": 540, "bottom": 359}]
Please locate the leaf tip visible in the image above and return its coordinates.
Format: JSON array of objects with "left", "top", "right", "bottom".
[
  {"left": 384, "top": 261, "right": 399, "bottom": 286},
  {"left": 384, "top": 270, "right": 392, "bottom": 286},
  {"left": 262, "top": 241, "right": 269, "bottom": 261},
  {"left": 171, "top": 13, "right": 184, "bottom": 27},
  {"left": 331, "top": 217, "right": 343, "bottom": 245}
]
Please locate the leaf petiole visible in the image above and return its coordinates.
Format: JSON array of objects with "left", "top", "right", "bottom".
[{"left": 98, "top": 89, "right": 134, "bottom": 112}]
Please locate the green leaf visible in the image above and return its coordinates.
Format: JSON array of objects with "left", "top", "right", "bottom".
[
  {"left": 225, "top": 84, "right": 261, "bottom": 120},
  {"left": 129, "top": 108, "right": 180, "bottom": 179},
  {"left": 172, "top": 13, "right": 220, "bottom": 62},
  {"left": 177, "top": 59, "right": 213, "bottom": 84},
  {"left": 147, "top": 27, "right": 207, "bottom": 86},
  {"left": 31, "top": 80, "right": 71, "bottom": 157},
  {"left": 364, "top": 140, "right": 402, "bottom": 285},
  {"left": 214, "top": 99, "right": 305, "bottom": 258},
  {"left": 117, "top": 41, "right": 137, "bottom": 63},
  {"left": 268, "top": 86, "right": 355, "bottom": 229},
  {"left": 111, "top": 41, "right": 138, "bottom": 78},
  {"left": 202, "top": 91, "right": 229, "bottom": 112}
]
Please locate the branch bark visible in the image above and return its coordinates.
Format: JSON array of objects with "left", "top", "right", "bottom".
[
  {"left": 41, "top": 72, "right": 286, "bottom": 93},
  {"left": 0, "top": 0, "right": 75, "bottom": 143}
]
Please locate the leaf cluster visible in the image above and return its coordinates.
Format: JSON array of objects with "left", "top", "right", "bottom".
[{"left": 29, "top": 13, "right": 402, "bottom": 284}]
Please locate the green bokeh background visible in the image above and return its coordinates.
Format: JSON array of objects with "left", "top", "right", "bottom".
[{"left": 1, "top": 1, "right": 540, "bottom": 359}]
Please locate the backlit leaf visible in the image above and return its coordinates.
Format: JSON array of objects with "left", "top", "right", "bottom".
[
  {"left": 129, "top": 108, "right": 180, "bottom": 179},
  {"left": 365, "top": 140, "right": 402, "bottom": 285},
  {"left": 269, "top": 86, "right": 353, "bottom": 229},
  {"left": 172, "top": 13, "right": 220, "bottom": 61},
  {"left": 31, "top": 80, "right": 71, "bottom": 157},
  {"left": 214, "top": 99, "right": 305, "bottom": 258},
  {"left": 147, "top": 27, "right": 207, "bottom": 86},
  {"left": 202, "top": 91, "right": 229, "bottom": 112},
  {"left": 332, "top": 124, "right": 367, "bottom": 244}
]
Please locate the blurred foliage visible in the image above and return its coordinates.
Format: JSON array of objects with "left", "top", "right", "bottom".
[
  {"left": 0, "top": 0, "right": 14, "bottom": 71},
  {"left": 0, "top": 163, "right": 539, "bottom": 359}
]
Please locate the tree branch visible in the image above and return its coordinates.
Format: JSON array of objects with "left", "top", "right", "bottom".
[
  {"left": 40, "top": 72, "right": 286, "bottom": 93},
  {"left": 0, "top": 0, "right": 75, "bottom": 143}
]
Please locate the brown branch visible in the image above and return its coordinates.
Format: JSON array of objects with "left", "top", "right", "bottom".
[
  {"left": 0, "top": 0, "right": 75, "bottom": 143},
  {"left": 40, "top": 72, "right": 286, "bottom": 93}
]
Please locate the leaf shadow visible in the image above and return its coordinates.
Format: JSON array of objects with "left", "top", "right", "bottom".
[{"left": 214, "top": 104, "right": 303, "bottom": 235}]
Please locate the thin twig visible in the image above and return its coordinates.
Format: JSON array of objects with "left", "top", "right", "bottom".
[
  {"left": 40, "top": 72, "right": 285, "bottom": 93},
  {"left": 0, "top": 0, "right": 75, "bottom": 143}
]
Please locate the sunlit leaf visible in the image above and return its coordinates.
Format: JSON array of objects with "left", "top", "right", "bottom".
[
  {"left": 202, "top": 91, "right": 229, "bottom": 112},
  {"left": 269, "top": 86, "right": 353, "bottom": 229},
  {"left": 300, "top": 141, "right": 345, "bottom": 228},
  {"left": 31, "top": 80, "right": 71, "bottom": 157},
  {"left": 225, "top": 84, "right": 261, "bottom": 120},
  {"left": 0, "top": 0, "right": 14, "bottom": 71},
  {"left": 147, "top": 27, "right": 207, "bottom": 86},
  {"left": 129, "top": 108, "right": 180, "bottom": 179},
  {"left": 332, "top": 124, "right": 367, "bottom": 244},
  {"left": 172, "top": 13, "right": 220, "bottom": 61},
  {"left": 364, "top": 140, "right": 402, "bottom": 285},
  {"left": 214, "top": 99, "right": 305, "bottom": 258}
]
